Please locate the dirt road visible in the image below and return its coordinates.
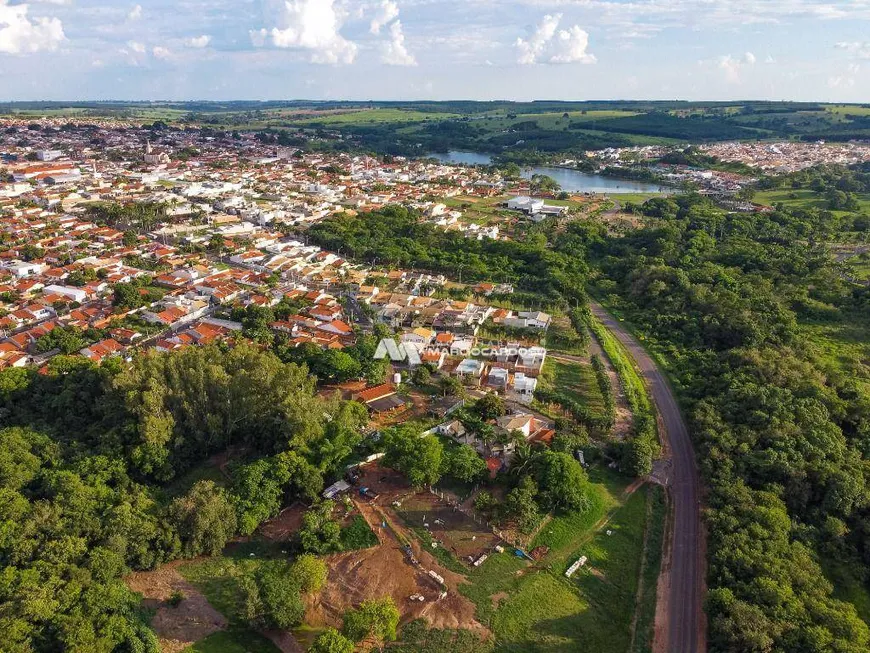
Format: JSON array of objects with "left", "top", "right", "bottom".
[{"left": 590, "top": 303, "right": 705, "bottom": 653}]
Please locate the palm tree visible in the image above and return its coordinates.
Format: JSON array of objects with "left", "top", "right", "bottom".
[{"left": 510, "top": 441, "right": 536, "bottom": 477}]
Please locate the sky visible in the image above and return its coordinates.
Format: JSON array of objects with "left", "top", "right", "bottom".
[{"left": 1, "top": 0, "right": 870, "bottom": 102}]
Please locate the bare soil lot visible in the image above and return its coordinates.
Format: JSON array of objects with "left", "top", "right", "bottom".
[
  {"left": 126, "top": 561, "right": 227, "bottom": 653},
  {"left": 394, "top": 491, "right": 500, "bottom": 563}
]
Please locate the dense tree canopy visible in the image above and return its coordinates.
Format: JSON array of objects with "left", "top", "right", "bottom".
[{"left": 0, "top": 344, "right": 369, "bottom": 651}]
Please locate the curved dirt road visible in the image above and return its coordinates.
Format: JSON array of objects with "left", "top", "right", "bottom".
[{"left": 590, "top": 303, "right": 705, "bottom": 653}]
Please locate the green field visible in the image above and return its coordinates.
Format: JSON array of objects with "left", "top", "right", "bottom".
[
  {"left": 297, "top": 108, "right": 461, "bottom": 125},
  {"left": 538, "top": 358, "right": 608, "bottom": 418},
  {"left": 826, "top": 105, "right": 870, "bottom": 117},
  {"left": 456, "top": 468, "right": 660, "bottom": 652},
  {"left": 756, "top": 188, "right": 870, "bottom": 215}
]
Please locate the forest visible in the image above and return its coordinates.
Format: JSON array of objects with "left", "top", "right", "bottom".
[
  {"left": 564, "top": 194, "right": 870, "bottom": 652},
  {"left": 0, "top": 345, "right": 373, "bottom": 651}
]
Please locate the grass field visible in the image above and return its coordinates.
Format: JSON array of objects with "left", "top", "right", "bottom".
[
  {"left": 296, "top": 108, "right": 460, "bottom": 125},
  {"left": 615, "top": 192, "right": 670, "bottom": 205},
  {"left": 632, "top": 486, "right": 666, "bottom": 653},
  {"left": 538, "top": 358, "right": 608, "bottom": 420},
  {"left": 826, "top": 105, "right": 870, "bottom": 117},
  {"left": 822, "top": 559, "right": 870, "bottom": 625},
  {"left": 450, "top": 466, "right": 658, "bottom": 652},
  {"left": 756, "top": 188, "right": 870, "bottom": 215}
]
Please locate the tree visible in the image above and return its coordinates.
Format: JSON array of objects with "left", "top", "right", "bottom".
[
  {"left": 257, "top": 564, "right": 306, "bottom": 629},
  {"left": 312, "top": 349, "right": 362, "bottom": 383},
  {"left": 623, "top": 436, "right": 655, "bottom": 477},
  {"left": 536, "top": 451, "right": 591, "bottom": 513},
  {"left": 122, "top": 231, "right": 138, "bottom": 247},
  {"left": 438, "top": 375, "right": 465, "bottom": 398},
  {"left": 309, "top": 628, "right": 354, "bottom": 653},
  {"left": 342, "top": 597, "right": 400, "bottom": 643},
  {"left": 290, "top": 554, "right": 328, "bottom": 594},
  {"left": 551, "top": 423, "right": 589, "bottom": 455},
  {"left": 475, "top": 394, "right": 505, "bottom": 421},
  {"left": 232, "top": 457, "right": 291, "bottom": 535},
  {"left": 505, "top": 476, "right": 540, "bottom": 532},
  {"left": 411, "top": 365, "right": 431, "bottom": 386},
  {"left": 529, "top": 173, "right": 561, "bottom": 195},
  {"left": 113, "top": 282, "right": 143, "bottom": 309},
  {"left": 167, "top": 480, "right": 237, "bottom": 557},
  {"left": 382, "top": 426, "right": 443, "bottom": 488},
  {"left": 443, "top": 445, "right": 486, "bottom": 483},
  {"left": 300, "top": 501, "right": 342, "bottom": 554}
]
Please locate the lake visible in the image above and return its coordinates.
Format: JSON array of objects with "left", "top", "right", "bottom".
[{"left": 425, "top": 151, "right": 665, "bottom": 194}]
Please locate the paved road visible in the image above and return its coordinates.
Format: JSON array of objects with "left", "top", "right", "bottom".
[{"left": 590, "top": 303, "right": 705, "bottom": 653}]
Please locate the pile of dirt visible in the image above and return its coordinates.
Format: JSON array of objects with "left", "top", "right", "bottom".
[
  {"left": 305, "top": 502, "right": 488, "bottom": 639},
  {"left": 126, "top": 561, "right": 226, "bottom": 653}
]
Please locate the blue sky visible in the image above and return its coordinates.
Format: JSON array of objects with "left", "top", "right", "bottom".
[{"left": 1, "top": 0, "right": 869, "bottom": 101}]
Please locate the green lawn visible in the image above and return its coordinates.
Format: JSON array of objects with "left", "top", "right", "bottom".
[
  {"left": 801, "top": 318, "right": 870, "bottom": 396},
  {"left": 161, "top": 461, "right": 227, "bottom": 499},
  {"left": 613, "top": 192, "right": 669, "bottom": 205},
  {"left": 632, "top": 486, "right": 666, "bottom": 653}
]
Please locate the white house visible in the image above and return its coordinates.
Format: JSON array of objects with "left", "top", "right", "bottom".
[
  {"left": 488, "top": 367, "right": 509, "bottom": 387},
  {"left": 519, "top": 346, "right": 547, "bottom": 370},
  {"left": 505, "top": 311, "right": 552, "bottom": 331},
  {"left": 454, "top": 358, "right": 484, "bottom": 378},
  {"left": 512, "top": 373, "right": 538, "bottom": 399},
  {"left": 3, "top": 260, "right": 45, "bottom": 278}
]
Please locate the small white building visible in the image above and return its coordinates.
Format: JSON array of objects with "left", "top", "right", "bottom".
[
  {"left": 507, "top": 196, "right": 545, "bottom": 213},
  {"left": 512, "top": 372, "right": 538, "bottom": 398},
  {"left": 3, "top": 260, "right": 45, "bottom": 278},
  {"left": 454, "top": 358, "right": 484, "bottom": 378}
]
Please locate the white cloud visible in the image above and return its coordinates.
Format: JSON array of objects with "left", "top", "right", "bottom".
[
  {"left": 370, "top": 0, "right": 399, "bottom": 35},
  {"left": 381, "top": 19, "right": 416, "bottom": 66},
  {"left": 0, "top": 0, "right": 65, "bottom": 54},
  {"left": 836, "top": 41, "right": 870, "bottom": 59},
  {"left": 127, "top": 40, "right": 146, "bottom": 54},
  {"left": 128, "top": 4, "right": 142, "bottom": 20},
  {"left": 714, "top": 51, "right": 756, "bottom": 83},
  {"left": 152, "top": 46, "right": 172, "bottom": 60},
  {"left": 516, "top": 14, "right": 596, "bottom": 65},
  {"left": 253, "top": 0, "right": 357, "bottom": 65},
  {"left": 828, "top": 75, "right": 856, "bottom": 88},
  {"left": 184, "top": 35, "right": 212, "bottom": 48}
]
